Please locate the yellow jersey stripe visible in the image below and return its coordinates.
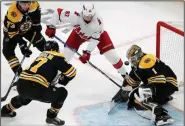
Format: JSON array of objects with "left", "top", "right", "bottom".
[
  {"left": 63, "top": 66, "right": 74, "bottom": 75},
  {"left": 69, "top": 71, "right": 76, "bottom": 78},
  {"left": 22, "top": 72, "right": 48, "bottom": 83},
  {"left": 10, "top": 63, "right": 19, "bottom": 68},
  {"left": 148, "top": 80, "right": 166, "bottom": 84},
  {"left": 148, "top": 75, "right": 165, "bottom": 80},
  {"left": 19, "top": 76, "right": 48, "bottom": 88},
  {"left": 22, "top": 72, "right": 48, "bottom": 82},
  {"left": 8, "top": 57, "right": 18, "bottom": 63}
]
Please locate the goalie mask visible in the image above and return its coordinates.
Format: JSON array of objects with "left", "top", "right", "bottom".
[{"left": 126, "top": 45, "right": 144, "bottom": 66}]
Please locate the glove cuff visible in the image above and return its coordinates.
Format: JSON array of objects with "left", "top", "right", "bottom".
[
  {"left": 83, "top": 50, "right": 91, "bottom": 54},
  {"left": 47, "top": 25, "right": 56, "bottom": 29}
]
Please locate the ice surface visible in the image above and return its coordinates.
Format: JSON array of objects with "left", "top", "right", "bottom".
[{"left": 1, "top": 1, "right": 184, "bottom": 125}]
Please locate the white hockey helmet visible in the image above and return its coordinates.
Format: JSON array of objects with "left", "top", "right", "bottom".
[{"left": 82, "top": 3, "right": 96, "bottom": 22}]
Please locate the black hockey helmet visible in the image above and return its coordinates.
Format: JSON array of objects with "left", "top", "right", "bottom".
[
  {"left": 44, "top": 40, "right": 59, "bottom": 52},
  {"left": 17, "top": 1, "right": 32, "bottom": 4},
  {"left": 126, "top": 44, "right": 144, "bottom": 66}
]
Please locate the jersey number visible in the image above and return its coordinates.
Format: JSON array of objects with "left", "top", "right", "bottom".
[
  {"left": 7, "top": 21, "right": 15, "bottom": 28},
  {"left": 97, "top": 18, "right": 102, "bottom": 25},
  {"left": 65, "top": 11, "right": 70, "bottom": 17},
  {"left": 30, "top": 58, "right": 48, "bottom": 73}
]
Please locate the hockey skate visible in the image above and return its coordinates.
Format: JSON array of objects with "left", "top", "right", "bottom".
[
  {"left": 46, "top": 117, "right": 65, "bottom": 126},
  {"left": 154, "top": 107, "right": 174, "bottom": 126},
  {"left": 1, "top": 106, "right": 16, "bottom": 117},
  {"left": 46, "top": 108, "right": 65, "bottom": 125}
]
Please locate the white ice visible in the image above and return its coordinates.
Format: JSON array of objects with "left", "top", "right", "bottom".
[{"left": 1, "top": 1, "right": 184, "bottom": 125}]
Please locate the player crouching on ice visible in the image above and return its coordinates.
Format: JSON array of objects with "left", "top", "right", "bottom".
[
  {"left": 1, "top": 40, "right": 76, "bottom": 125},
  {"left": 112, "top": 45, "right": 178, "bottom": 126},
  {"left": 45, "top": 3, "right": 128, "bottom": 80}
]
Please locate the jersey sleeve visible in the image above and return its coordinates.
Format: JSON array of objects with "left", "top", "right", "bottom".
[
  {"left": 50, "top": 8, "right": 79, "bottom": 26},
  {"left": 3, "top": 3, "right": 27, "bottom": 46},
  {"left": 4, "top": 2, "right": 22, "bottom": 38},
  {"left": 4, "top": 17, "right": 27, "bottom": 46},
  {"left": 28, "top": 1, "right": 41, "bottom": 25},
  {"left": 124, "top": 69, "right": 141, "bottom": 88},
  {"left": 4, "top": 17, "right": 19, "bottom": 38},
  {"left": 54, "top": 56, "right": 76, "bottom": 80}
]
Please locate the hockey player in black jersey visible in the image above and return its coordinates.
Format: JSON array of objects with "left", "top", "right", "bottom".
[
  {"left": 112, "top": 45, "right": 178, "bottom": 126},
  {"left": 1, "top": 40, "right": 76, "bottom": 125},
  {"left": 2, "top": 1, "right": 46, "bottom": 75}
]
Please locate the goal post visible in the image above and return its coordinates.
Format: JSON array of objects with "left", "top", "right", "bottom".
[{"left": 156, "top": 21, "right": 184, "bottom": 85}]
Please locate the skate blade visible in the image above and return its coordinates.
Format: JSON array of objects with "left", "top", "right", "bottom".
[
  {"left": 46, "top": 122, "right": 65, "bottom": 126},
  {"left": 156, "top": 118, "right": 174, "bottom": 126},
  {"left": 46, "top": 123, "right": 63, "bottom": 126}
]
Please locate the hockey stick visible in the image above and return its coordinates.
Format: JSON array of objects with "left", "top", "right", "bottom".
[
  {"left": 1, "top": 32, "right": 36, "bottom": 102},
  {"left": 54, "top": 35, "right": 122, "bottom": 89}
]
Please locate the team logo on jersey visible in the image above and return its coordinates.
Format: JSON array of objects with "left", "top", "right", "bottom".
[
  {"left": 144, "top": 58, "right": 151, "bottom": 63},
  {"left": 11, "top": 11, "right": 17, "bottom": 17},
  {"left": 19, "top": 21, "right": 32, "bottom": 33}
]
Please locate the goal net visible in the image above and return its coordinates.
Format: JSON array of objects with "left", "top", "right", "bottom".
[{"left": 156, "top": 21, "right": 184, "bottom": 86}]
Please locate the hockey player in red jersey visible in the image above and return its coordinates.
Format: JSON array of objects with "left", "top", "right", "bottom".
[{"left": 45, "top": 3, "right": 127, "bottom": 78}]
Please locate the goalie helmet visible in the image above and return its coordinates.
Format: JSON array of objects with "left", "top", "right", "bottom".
[
  {"left": 82, "top": 3, "right": 96, "bottom": 22},
  {"left": 44, "top": 40, "right": 59, "bottom": 52},
  {"left": 126, "top": 45, "right": 144, "bottom": 66}
]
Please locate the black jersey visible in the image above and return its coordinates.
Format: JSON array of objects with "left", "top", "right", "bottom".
[
  {"left": 125, "top": 54, "right": 178, "bottom": 90},
  {"left": 19, "top": 51, "right": 76, "bottom": 88},
  {"left": 3, "top": 1, "right": 41, "bottom": 39}
]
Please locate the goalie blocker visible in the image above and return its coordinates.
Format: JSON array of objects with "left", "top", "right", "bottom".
[
  {"left": 112, "top": 44, "right": 178, "bottom": 126},
  {"left": 1, "top": 40, "right": 76, "bottom": 126}
]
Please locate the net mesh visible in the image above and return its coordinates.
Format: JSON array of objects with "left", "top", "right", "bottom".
[{"left": 158, "top": 21, "right": 184, "bottom": 85}]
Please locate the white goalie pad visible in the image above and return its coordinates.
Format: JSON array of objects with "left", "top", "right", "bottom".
[{"left": 134, "top": 87, "right": 153, "bottom": 102}]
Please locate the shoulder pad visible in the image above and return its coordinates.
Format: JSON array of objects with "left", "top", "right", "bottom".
[
  {"left": 28, "top": 1, "right": 39, "bottom": 13},
  {"left": 7, "top": 2, "right": 23, "bottom": 23},
  {"left": 139, "top": 54, "right": 156, "bottom": 69},
  {"left": 45, "top": 51, "right": 65, "bottom": 58}
]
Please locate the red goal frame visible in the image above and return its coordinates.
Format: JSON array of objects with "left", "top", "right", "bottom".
[{"left": 156, "top": 21, "right": 184, "bottom": 59}]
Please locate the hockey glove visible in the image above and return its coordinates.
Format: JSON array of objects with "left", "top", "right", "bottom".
[
  {"left": 79, "top": 50, "right": 91, "bottom": 64},
  {"left": 58, "top": 74, "right": 71, "bottom": 86},
  {"left": 45, "top": 25, "right": 56, "bottom": 38},
  {"left": 19, "top": 44, "right": 32, "bottom": 57}
]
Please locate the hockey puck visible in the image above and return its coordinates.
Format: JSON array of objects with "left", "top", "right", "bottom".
[{"left": 124, "top": 61, "right": 129, "bottom": 66}]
